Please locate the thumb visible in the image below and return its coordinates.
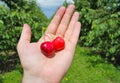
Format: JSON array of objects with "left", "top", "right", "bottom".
[{"left": 19, "top": 24, "right": 31, "bottom": 44}]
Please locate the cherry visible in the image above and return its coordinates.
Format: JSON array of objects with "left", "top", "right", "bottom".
[
  {"left": 40, "top": 41, "right": 55, "bottom": 57},
  {"left": 52, "top": 36, "right": 65, "bottom": 51},
  {"left": 40, "top": 36, "right": 65, "bottom": 57}
]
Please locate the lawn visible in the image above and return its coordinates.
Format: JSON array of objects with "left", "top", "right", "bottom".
[
  {"left": 1, "top": 45, "right": 120, "bottom": 83},
  {"left": 62, "top": 46, "right": 120, "bottom": 83}
]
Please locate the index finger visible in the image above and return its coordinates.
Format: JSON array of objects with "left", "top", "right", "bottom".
[{"left": 45, "top": 6, "right": 66, "bottom": 34}]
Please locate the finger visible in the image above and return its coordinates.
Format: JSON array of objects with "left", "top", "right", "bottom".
[
  {"left": 19, "top": 24, "right": 31, "bottom": 44},
  {"left": 55, "top": 22, "right": 81, "bottom": 65},
  {"left": 69, "top": 22, "right": 81, "bottom": 46},
  {"left": 56, "top": 5, "right": 75, "bottom": 36},
  {"left": 64, "top": 12, "right": 79, "bottom": 40},
  {"left": 52, "top": 22, "right": 81, "bottom": 72},
  {"left": 45, "top": 6, "right": 66, "bottom": 34}
]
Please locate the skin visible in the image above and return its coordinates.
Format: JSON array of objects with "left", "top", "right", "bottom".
[{"left": 17, "top": 5, "right": 81, "bottom": 83}]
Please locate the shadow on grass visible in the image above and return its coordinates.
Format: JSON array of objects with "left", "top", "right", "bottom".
[
  {"left": 0, "top": 75, "right": 3, "bottom": 83},
  {"left": 79, "top": 48, "right": 108, "bottom": 68}
]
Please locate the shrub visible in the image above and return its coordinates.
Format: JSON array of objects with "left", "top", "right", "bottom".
[
  {"left": 74, "top": 0, "right": 120, "bottom": 65},
  {"left": 0, "top": 0, "right": 48, "bottom": 73}
]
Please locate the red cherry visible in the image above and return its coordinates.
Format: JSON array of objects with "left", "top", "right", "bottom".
[
  {"left": 40, "top": 41, "right": 55, "bottom": 57},
  {"left": 52, "top": 36, "right": 65, "bottom": 51}
]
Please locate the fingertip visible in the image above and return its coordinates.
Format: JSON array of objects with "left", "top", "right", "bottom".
[
  {"left": 76, "top": 21, "right": 81, "bottom": 28},
  {"left": 58, "top": 6, "right": 66, "bottom": 14},
  {"left": 72, "top": 12, "right": 79, "bottom": 21},
  {"left": 69, "top": 4, "right": 75, "bottom": 7},
  {"left": 68, "top": 4, "right": 75, "bottom": 9},
  {"left": 23, "top": 24, "right": 29, "bottom": 28},
  {"left": 22, "top": 24, "right": 31, "bottom": 33},
  {"left": 20, "top": 24, "right": 31, "bottom": 43},
  {"left": 60, "top": 6, "right": 66, "bottom": 10},
  {"left": 74, "top": 12, "right": 79, "bottom": 16}
]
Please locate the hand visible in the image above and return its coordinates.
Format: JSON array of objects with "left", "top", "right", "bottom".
[{"left": 17, "top": 5, "right": 81, "bottom": 83}]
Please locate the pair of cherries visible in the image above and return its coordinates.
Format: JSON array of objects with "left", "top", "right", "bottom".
[{"left": 40, "top": 36, "right": 65, "bottom": 57}]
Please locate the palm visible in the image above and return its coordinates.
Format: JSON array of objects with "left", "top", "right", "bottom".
[{"left": 17, "top": 5, "right": 81, "bottom": 82}]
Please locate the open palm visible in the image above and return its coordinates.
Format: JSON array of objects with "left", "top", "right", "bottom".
[{"left": 17, "top": 5, "right": 81, "bottom": 83}]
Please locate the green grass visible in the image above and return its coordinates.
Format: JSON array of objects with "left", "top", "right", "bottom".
[
  {"left": 1, "top": 46, "right": 120, "bottom": 83},
  {"left": 0, "top": 70, "right": 22, "bottom": 83},
  {"left": 62, "top": 46, "right": 120, "bottom": 83}
]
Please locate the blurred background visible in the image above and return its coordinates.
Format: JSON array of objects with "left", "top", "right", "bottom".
[{"left": 0, "top": 0, "right": 120, "bottom": 83}]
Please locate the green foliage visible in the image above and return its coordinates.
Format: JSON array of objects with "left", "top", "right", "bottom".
[
  {"left": 0, "top": 0, "right": 48, "bottom": 73},
  {"left": 63, "top": 0, "right": 69, "bottom": 7},
  {"left": 74, "top": 0, "right": 120, "bottom": 64}
]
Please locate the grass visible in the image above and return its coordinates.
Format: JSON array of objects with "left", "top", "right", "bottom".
[
  {"left": 62, "top": 46, "right": 120, "bottom": 83},
  {"left": 1, "top": 45, "right": 120, "bottom": 83},
  {"left": 0, "top": 70, "right": 22, "bottom": 83}
]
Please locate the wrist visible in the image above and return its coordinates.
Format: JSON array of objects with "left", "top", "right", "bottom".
[
  {"left": 22, "top": 73, "right": 46, "bottom": 83},
  {"left": 22, "top": 71, "right": 61, "bottom": 83}
]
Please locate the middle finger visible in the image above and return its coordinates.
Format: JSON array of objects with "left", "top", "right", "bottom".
[{"left": 56, "top": 5, "right": 75, "bottom": 36}]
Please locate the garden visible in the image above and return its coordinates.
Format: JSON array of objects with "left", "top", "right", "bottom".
[{"left": 0, "top": 0, "right": 120, "bottom": 83}]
